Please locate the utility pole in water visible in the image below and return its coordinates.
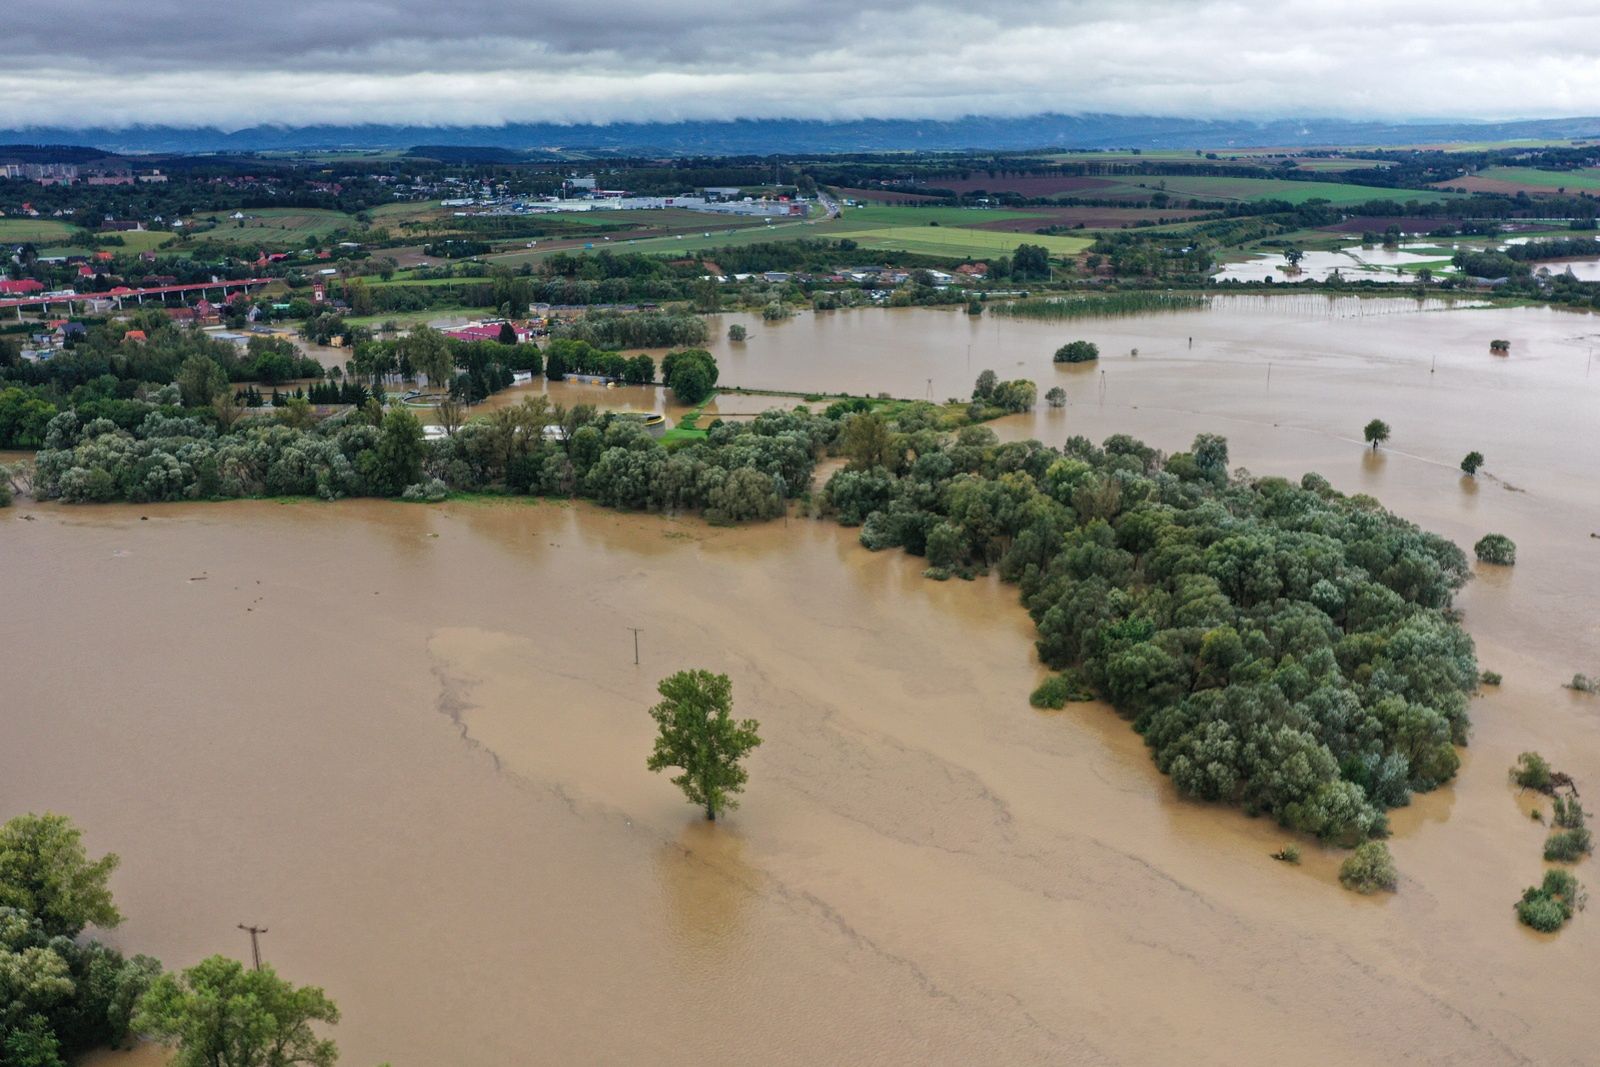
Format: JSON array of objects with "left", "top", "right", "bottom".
[
  {"left": 237, "top": 924, "right": 267, "bottom": 971},
  {"left": 627, "top": 627, "right": 643, "bottom": 666}
]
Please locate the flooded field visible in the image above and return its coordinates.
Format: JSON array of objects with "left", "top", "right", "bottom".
[{"left": 6, "top": 296, "right": 1600, "bottom": 1065}]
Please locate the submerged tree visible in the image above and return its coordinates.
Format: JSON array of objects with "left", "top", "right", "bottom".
[
  {"left": 1045, "top": 386, "right": 1067, "bottom": 408},
  {"left": 1460, "top": 451, "right": 1484, "bottom": 476},
  {"left": 1053, "top": 340, "right": 1099, "bottom": 364},
  {"left": 0, "top": 812, "right": 122, "bottom": 938},
  {"left": 135, "top": 956, "right": 340, "bottom": 1067},
  {"left": 1474, "top": 533, "right": 1516, "bottom": 566},
  {"left": 1363, "top": 419, "right": 1391, "bottom": 451},
  {"left": 646, "top": 670, "right": 762, "bottom": 821}
]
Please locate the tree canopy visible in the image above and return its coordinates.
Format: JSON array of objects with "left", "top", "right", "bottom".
[
  {"left": 135, "top": 957, "right": 340, "bottom": 1067},
  {"left": 1053, "top": 340, "right": 1099, "bottom": 364},
  {"left": 646, "top": 670, "right": 762, "bottom": 820},
  {"left": 0, "top": 813, "right": 121, "bottom": 939},
  {"left": 0, "top": 814, "right": 159, "bottom": 1065},
  {"left": 824, "top": 425, "right": 1476, "bottom": 844}
]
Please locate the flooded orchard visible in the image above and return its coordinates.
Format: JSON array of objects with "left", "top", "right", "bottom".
[{"left": 6, "top": 296, "right": 1600, "bottom": 1065}]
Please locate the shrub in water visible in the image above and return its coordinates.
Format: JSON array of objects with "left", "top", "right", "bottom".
[
  {"left": 1511, "top": 752, "right": 1553, "bottom": 792},
  {"left": 1554, "top": 796, "right": 1586, "bottom": 830},
  {"left": 1517, "top": 869, "right": 1584, "bottom": 932},
  {"left": 1474, "top": 533, "right": 1516, "bottom": 565},
  {"left": 1053, "top": 340, "right": 1100, "bottom": 364},
  {"left": 1339, "top": 841, "right": 1398, "bottom": 894},
  {"left": 1029, "top": 670, "right": 1095, "bottom": 709},
  {"left": 1544, "top": 827, "right": 1593, "bottom": 862}
]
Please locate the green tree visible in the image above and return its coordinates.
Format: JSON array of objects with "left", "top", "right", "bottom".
[
  {"left": 646, "top": 670, "right": 762, "bottom": 820},
  {"left": 176, "top": 355, "right": 228, "bottom": 408},
  {"left": 400, "top": 325, "right": 453, "bottom": 391},
  {"left": 497, "top": 322, "right": 517, "bottom": 346},
  {"left": 134, "top": 956, "right": 339, "bottom": 1067},
  {"left": 661, "top": 349, "right": 718, "bottom": 405},
  {"left": 373, "top": 409, "right": 425, "bottom": 494},
  {"left": 0, "top": 814, "right": 121, "bottom": 938},
  {"left": 1053, "top": 340, "right": 1099, "bottom": 364},
  {"left": 1012, "top": 243, "right": 1050, "bottom": 280},
  {"left": 1510, "top": 751, "right": 1553, "bottom": 791},
  {"left": 1474, "top": 533, "right": 1515, "bottom": 565},
  {"left": 1460, "top": 450, "right": 1484, "bottom": 475},
  {"left": 1363, "top": 418, "right": 1391, "bottom": 451},
  {"left": 841, "top": 412, "right": 897, "bottom": 471},
  {"left": 1339, "top": 841, "right": 1398, "bottom": 894},
  {"left": 728, "top": 324, "right": 747, "bottom": 342},
  {"left": 1044, "top": 386, "right": 1067, "bottom": 408}
]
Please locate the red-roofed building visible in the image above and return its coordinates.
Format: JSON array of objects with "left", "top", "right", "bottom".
[
  {"left": 94, "top": 251, "right": 114, "bottom": 262},
  {"left": 443, "top": 320, "right": 536, "bottom": 344},
  {"left": 77, "top": 265, "right": 96, "bottom": 278},
  {"left": 0, "top": 279, "right": 45, "bottom": 295},
  {"left": 124, "top": 329, "right": 147, "bottom": 342}
]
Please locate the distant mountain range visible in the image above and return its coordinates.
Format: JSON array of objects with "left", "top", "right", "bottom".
[{"left": 3, "top": 114, "right": 1600, "bottom": 157}]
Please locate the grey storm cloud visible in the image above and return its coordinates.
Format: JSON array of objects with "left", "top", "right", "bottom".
[{"left": 3, "top": 0, "right": 1599, "bottom": 128}]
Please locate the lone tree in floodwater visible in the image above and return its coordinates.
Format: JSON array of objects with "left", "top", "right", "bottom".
[
  {"left": 1461, "top": 451, "right": 1485, "bottom": 476},
  {"left": 1363, "top": 418, "right": 1391, "bottom": 451},
  {"left": 647, "top": 669, "right": 762, "bottom": 821}
]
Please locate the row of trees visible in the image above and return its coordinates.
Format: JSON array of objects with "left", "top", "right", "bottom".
[
  {"left": 822, "top": 414, "right": 1477, "bottom": 846},
  {"left": 30, "top": 393, "right": 828, "bottom": 523}
]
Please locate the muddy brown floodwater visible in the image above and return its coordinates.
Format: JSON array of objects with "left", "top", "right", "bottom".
[{"left": 4, "top": 296, "right": 1599, "bottom": 1065}]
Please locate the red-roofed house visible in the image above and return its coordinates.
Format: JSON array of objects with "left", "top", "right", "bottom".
[
  {"left": 443, "top": 320, "right": 536, "bottom": 344},
  {"left": 0, "top": 279, "right": 45, "bottom": 295},
  {"left": 124, "top": 329, "right": 147, "bottom": 342}
]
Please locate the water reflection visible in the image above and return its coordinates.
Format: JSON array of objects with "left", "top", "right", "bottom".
[{"left": 657, "top": 822, "right": 754, "bottom": 957}]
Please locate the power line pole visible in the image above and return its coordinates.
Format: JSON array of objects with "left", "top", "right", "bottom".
[
  {"left": 237, "top": 924, "right": 267, "bottom": 971},
  {"left": 627, "top": 627, "right": 643, "bottom": 666}
]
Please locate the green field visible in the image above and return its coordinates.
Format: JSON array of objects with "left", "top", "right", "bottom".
[
  {"left": 1473, "top": 166, "right": 1600, "bottom": 191},
  {"left": 114, "top": 229, "right": 177, "bottom": 254},
  {"left": 1098, "top": 175, "right": 1455, "bottom": 205},
  {"left": 831, "top": 224, "right": 1091, "bottom": 258},
  {"left": 835, "top": 205, "right": 1048, "bottom": 227},
  {"left": 0, "top": 218, "right": 80, "bottom": 244},
  {"left": 479, "top": 202, "right": 1090, "bottom": 265},
  {"left": 187, "top": 207, "right": 357, "bottom": 246},
  {"left": 826, "top": 204, "right": 1088, "bottom": 256}
]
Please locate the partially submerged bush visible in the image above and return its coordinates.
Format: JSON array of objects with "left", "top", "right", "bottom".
[
  {"left": 1544, "top": 827, "right": 1593, "bottom": 863},
  {"left": 1511, "top": 752, "right": 1554, "bottom": 792},
  {"left": 1517, "top": 869, "right": 1584, "bottom": 932},
  {"left": 1339, "top": 841, "right": 1398, "bottom": 894},
  {"left": 1271, "top": 845, "right": 1301, "bottom": 864},
  {"left": 1053, "top": 340, "right": 1099, "bottom": 364},
  {"left": 1479, "top": 670, "right": 1502, "bottom": 686},
  {"left": 1554, "top": 796, "right": 1586, "bottom": 830},
  {"left": 1474, "top": 533, "right": 1516, "bottom": 565},
  {"left": 1570, "top": 674, "right": 1599, "bottom": 694},
  {"left": 401, "top": 478, "right": 449, "bottom": 502},
  {"left": 1029, "top": 670, "right": 1094, "bottom": 709}
]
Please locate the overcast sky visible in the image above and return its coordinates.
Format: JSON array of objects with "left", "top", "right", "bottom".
[{"left": 3, "top": 0, "right": 1597, "bottom": 129}]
